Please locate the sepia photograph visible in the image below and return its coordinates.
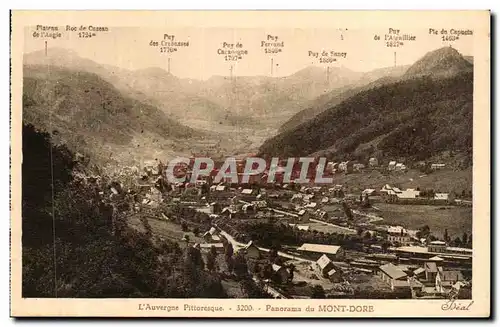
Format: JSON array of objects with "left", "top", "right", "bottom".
[{"left": 10, "top": 10, "right": 490, "bottom": 317}]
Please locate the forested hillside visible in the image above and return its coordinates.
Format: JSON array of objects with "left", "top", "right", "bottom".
[
  {"left": 22, "top": 124, "right": 225, "bottom": 298},
  {"left": 259, "top": 47, "right": 473, "bottom": 165},
  {"left": 259, "top": 71, "right": 472, "bottom": 164}
]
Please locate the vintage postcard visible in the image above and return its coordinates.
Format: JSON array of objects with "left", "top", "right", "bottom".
[{"left": 10, "top": 10, "right": 490, "bottom": 318}]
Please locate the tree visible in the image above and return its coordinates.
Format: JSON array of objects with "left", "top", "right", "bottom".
[
  {"left": 342, "top": 202, "right": 353, "bottom": 220},
  {"left": 362, "top": 194, "right": 371, "bottom": 208},
  {"left": 419, "top": 225, "right": 431, "bottom": 238},
  {"left": 181, "top": 222, "right": 189, "bottom": 232},
  {"left": 233, "top": 252, "right": 249, "bottom": 279},
  {"left": 444, "top": 229, "right": 450, "bottom": 243},
  {"left": 311, "top": 285, "right": 326, "bottom": 299},
  {"left": 224, "top": 243, "right": 234, "bottom": 272},
  {"left": 462, "top": 232, "right": 468, "bottom": 246},
  {"left": 182, "top": 234, "right": 190, "bottom": 246},
  {"left": 206, "top": 252, "right": 216, "bottom": 272},
  {"left": 261, "top": 263, "right": 273, "bottom": 280},
  {"left": 210, "top": 245, "right": 218, "bottom": 258},
  {"left": 192, "top": 226, "right": 200, "bottom": 237},
  {"left": 268, "top": 248, "right": 278, "bottom": 263},
  {"left": 287, "top": 264, "right": 295, "bottom": 283},
  {"left": 452, "top": 236, "right": 462, "bottom": 247}
]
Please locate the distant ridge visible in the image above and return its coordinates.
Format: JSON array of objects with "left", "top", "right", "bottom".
[{"left": 259, "top": 47, "right": 473, "bottom": 167}]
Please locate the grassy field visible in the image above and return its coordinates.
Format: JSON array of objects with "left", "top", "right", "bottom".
[
  {"left": 330, "top": 168, "right": 472, "bottom": 195},
  {"left": 308, "top": 221, "right": 357, "bottom": 235},
  {"left": 127, "top": 214, "right": 207, "bottom": 244},
  {"left": 372, "top": 203, "right": 472, "bottom": 239}
]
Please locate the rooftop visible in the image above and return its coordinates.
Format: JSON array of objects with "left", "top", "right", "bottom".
[
  {"left": 424, "top": 262, "right": 438, "bottom": 273},
  {"left": 428, "top": 255, "right": 444, "bottom": 261},
  {"left": 379, "top": 263, "right": 407, "bottom": 280},
  {"left": 413, "top": 267, "right": 425, "bottom": 275},
  {"left": 316, "top": 254, "right": 333, "bottom": 270},
  {"left": 298, "top": 243, "right": 342, "bottom": 255},
  {"left": 199, "top": 243, "right": 224, "bottom": 248}
]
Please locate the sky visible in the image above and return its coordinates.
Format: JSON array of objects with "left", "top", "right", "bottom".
[{"left": 24, "top": 25, "right": 475, "bottom": 80}]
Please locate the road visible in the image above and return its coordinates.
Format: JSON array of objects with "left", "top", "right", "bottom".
[
  {"left": 268, "top": 208, "right": 298, "bottom": 218},
  {"left": 309, "top": 218, "right": 357, "bottom": 233}
]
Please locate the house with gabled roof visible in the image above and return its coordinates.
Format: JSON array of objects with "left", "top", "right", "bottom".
[
  {"left": 377, "top": 263, "right": 409, "bottom": 291},
  {"left": 316, "top": 254, "right": 335, "bottom": 277}
]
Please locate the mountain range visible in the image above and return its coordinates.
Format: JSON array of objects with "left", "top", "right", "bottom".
[
  {"left": 259, "top": 47, "right": 473, "bottom": 167},
  {"left": 23, "top": 47, "right": 418, "bottom": 162},
  {"left": 22, "top": 46, "right": 473, "bottom": 168}
]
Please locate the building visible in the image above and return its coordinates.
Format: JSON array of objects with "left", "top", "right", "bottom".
[
  {"left": 291, "top": 193, "right": 303, "bottom": 203},
  {"left": 243, "top": 241, "right": 261, "bottom": 259},
  {"left": 315, "top": 210, "right": 328, "bottom": 220},
  {"left": 297, "top": 243, "right": 344, "bottom": 261},
  {"left": 215, "top": 184, "right": 227, "bottom": 192},
  {"left": 434, "top": 193, "right": 455, "bottom": 204},
  {"left": 339, "top": 161, "right": 354, "bottom": 173},
  {"left": 272, "top": 264, "right": 290, "bottom": 283},
  {"left": 362, "top": 189, "right": 376, "bottom": 196},
  {"left": 252, "top": 200, "right": 268, "bottom": 209},
  {"left": 289, "top": 224, "right": 310, "bottom": 231},
  {"left": 330, "top": 184, "right": 345, "bottom": 198},
  {"left": 316, "top": 254, "right": 335, "bottom": 277},
  {"left": 424, "top": 261, "right": 439, "bottom": 281},
  {"left": 202, "top": 227, "right": 221, "bottom": 243},
  {"left": 220, "top": 207, "right": 238, "bottom": 219},
  {"left": 369, "top": 157, "right": 379, "bottom": 167},
  {"left": 398, "top": 189, "right": 420, "bottom": 199},
  {"left": 353, "top": 163, "right": 365, "bottom": 172},
  {"left": 427, "top": 240, "right": 447, "bottom": 253},
  {"left": 304, "top": 202, "right": 317, "bottom": 209},
  {"left": 199, "top": 243, "right": 225, "bottom": 253},
  {"left": 387, "top": 226, "right": 412, "bottom": 246},
  {"left": 382, "top": 187, "right": 421, "bottom": 203},
  {"left": 391, "top": 244, "right": 473, "bottom": 261},
  {"left": 242, "top": 203, "right": 256, "bottom": 214},
  {"left": 326, "top": 162, "right": 339, "bottom": 172},
  {"left": 428, "top": 255, "right": 445, "bottom": 263},
  {"left": 297, "top": 209, "right": 310, "bottom": 222},
  {"left": 435, "top": 269, "right": 465, "bottom": 293},
  {"left": 431, "top": 163, "right": 446, "bottom": 170},
  {"left": 377, "top": 263, "right": 409, "bottom": 291},
  {"left": 413, "top": 267, "right": 425, "bottom": 279},
  {"left": 388, "top": 161, "right": 397, "bottom": 171},
  {"left": 394, "top": 163, "right": 406, "bottom": 171}
]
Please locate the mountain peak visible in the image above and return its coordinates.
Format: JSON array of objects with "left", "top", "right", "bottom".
[{"left": 404, "top": 46, "right": 472, "bottom": 78}]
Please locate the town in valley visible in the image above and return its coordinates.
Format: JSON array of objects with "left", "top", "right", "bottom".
[{"left": 20, "top": 24, "right": 474, "bottom": 300}]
